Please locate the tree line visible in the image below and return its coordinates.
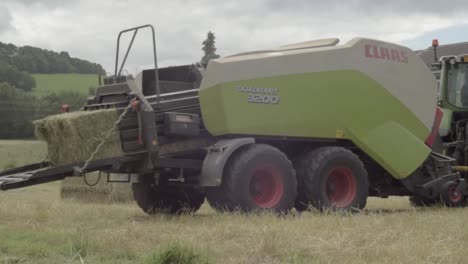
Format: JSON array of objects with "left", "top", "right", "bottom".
[
  {"left": 0, "top": 42, "right": 105, "bottom": 74},
  {"left": 1, "top": 31, "right": 221, "bottom": 139},
  {"left": 0, "top": 42, "right": 104, "bottom": 138},
  {"left": 0, "top": 42, "right": 105, "bottom": 92},
  {"left": 0, "top": 82, "right": 88, "bottom": 138}
]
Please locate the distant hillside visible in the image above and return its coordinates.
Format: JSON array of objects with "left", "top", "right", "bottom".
[{"left": 0, "top": 42, "right": 105, "bottom": 74}]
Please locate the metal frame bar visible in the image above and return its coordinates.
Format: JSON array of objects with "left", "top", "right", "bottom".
[
  {"left": 0, "top": 161, "right": 49, "bottom": 177},
  {"left": 156, "top": 158, "right": 203, "bottom": 169},
  {"left": 0, "top": 157, "right": 138, "bottom": 191},
  {"left": 419, "top": 173, "right": 460, "bottom": 190},
  {"left": 430, "top": 151, "right": 456, "bottom": 163},
  {"left": 114, "top": 24, "right": 160, "bottom": 101},
  {"left": 118, "top": 30, "right": 138, "bottom": 76}
]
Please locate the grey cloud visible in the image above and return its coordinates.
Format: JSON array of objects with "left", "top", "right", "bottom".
[
  {"left": 6, "top": 0, "right": 72, "bottom": 7},
  {"left": 354, "top": 0, "right": 468, "bottom": 15},
  {"left": 0, "top": 5, "right": 12, "bottom": 33},
  {"left": 265, "top": 0, "right": 468, "bottom": 15},
  {"left": 3, "top": 0, "right": 467, "bottom": 73}
]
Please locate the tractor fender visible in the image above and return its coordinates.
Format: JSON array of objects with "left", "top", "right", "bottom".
[{"left": 199, "top": 138, "right": 255, "bottom": 186}]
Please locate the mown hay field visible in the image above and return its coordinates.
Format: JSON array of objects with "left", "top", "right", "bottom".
[
  {"left": 1, "top": 140, "right": 468, "bottom": 264},
  {"left": 32, "top": 74, "right": 100, "bottom": 96},
  {"left": 0, "top": 140, "right": 46, "bottom": 170}
]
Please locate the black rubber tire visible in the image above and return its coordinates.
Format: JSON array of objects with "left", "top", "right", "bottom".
[
  {"left": 132, "top": 183, "right": 205, "bottom": 215},
  {"left": 206, "top": 144, "right": 297, "bottom": 213},
  {"left": 206, "top": 187, "right": 235, "bottom": 212},
  {"left": 440, "top": 181, "right": 465, "bottom": 207},
  {"left": 294, "top": 147, "right": 369, "bottom": 212}
]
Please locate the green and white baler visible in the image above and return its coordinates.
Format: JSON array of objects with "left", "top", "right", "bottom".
[{"left": 0, "top": 25, "right": 464, "bottom": 214}]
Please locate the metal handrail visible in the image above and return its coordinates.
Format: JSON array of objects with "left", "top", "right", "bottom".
[{"left": 114, "top": 24, "right": 160, "bottom": 102}]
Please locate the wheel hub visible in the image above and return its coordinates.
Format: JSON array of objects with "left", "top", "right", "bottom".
[
  {"left": 448, "top": 185, "right": 462, "bottom": 203},
  {"left": 249, "top": 165, "right": 284, "bottom": 209},
  {"left": 325, "top": 167, "right": 357, "bottom": 208}
]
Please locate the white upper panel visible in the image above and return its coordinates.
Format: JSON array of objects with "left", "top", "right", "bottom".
[
  {"left": 277, "top": 38, "right": 340, "bottom": 51},
  {"left": 225, "top": 38, "right": 340, "bottom": 58},
  {"left": 201, "top": 38, "right": 438, "bottom": 130}
]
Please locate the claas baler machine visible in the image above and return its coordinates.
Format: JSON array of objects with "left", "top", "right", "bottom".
[{"left": 0, "top": 25, "right": 466, "bottom": 214}]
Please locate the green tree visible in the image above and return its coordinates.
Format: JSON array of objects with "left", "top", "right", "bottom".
[
  {"left": 0, "top": 82, "right": 36, "bottom": 138},
  {"left": 12, "top": 54, "right": 37, "bottom": 73},
  {"left": 0, "top": 64, "right": 36, "bottom": 91},
  {"left": 201, "top": 31, "right": 220, "bottom": 65},
  {"left": 0, "top": 42, "right": 17, "bottom": 57},
  {"left": 0, "top": 41, "right": 105, "bottom": 74},
  {"left": 0, "top": 82, "right": 89, "bottom": 139},
  {"left": 36, "top": 91, "right": 87, "bottom": 118}
]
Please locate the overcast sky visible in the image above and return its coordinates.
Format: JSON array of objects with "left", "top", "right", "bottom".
[{"left": 1, "top": 0, "right": 468, "bottom": 74}]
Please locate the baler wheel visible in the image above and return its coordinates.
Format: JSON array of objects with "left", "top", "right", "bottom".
[
  {"left": 440, "top": 181, "right": 465, "bottom": 207},
  {"left": 132, "top": 183, "right": 205, "bottom": 215},
  {"left": 206, "top": 144, "right": 297, "bottom": 213},
  {"left": 294, "top": 147, "right": 369, "bottom": 212}
]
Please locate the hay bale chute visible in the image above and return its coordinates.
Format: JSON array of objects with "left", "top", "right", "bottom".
[{"left": 34, "top": 109, "right": 125, "bottom": 166}]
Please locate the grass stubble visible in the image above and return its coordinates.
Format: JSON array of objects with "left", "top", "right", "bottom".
[
  {"left": 1, "top": 184, "right": 468, "bottom": 264},
  {"left": 1, "top": 141, "right": 468, "bottom": 263}
]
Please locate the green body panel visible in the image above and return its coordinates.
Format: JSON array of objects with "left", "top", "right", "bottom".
[
  {"left": 199, "top": 70, "right": 431, "bottom": 179},
  {"left": 439, "top": 108, "right": 453, "bottom": 137}
]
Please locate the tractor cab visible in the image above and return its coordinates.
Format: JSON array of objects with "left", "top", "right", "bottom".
[{"left": 437, "top": 54, "right": 468, "bottom": 166}]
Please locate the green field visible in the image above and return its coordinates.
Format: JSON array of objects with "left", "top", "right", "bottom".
[
  {"left": 32, "top": 74, "right": 100, "bottom": 96},
  {"left": 0, "top": 140, "right": 46, "bottom": 169},
  {"left": 1, "top": 140, "right": 468, "bottom": 263}
]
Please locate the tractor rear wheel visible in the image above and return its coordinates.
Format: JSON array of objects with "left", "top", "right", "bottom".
[
  {"left": 206, "top": 144, "right": 297, "bottom": 213},
  {"left": 295, "top": 147, "right": 369, "bottom": 212},
  {"left": 132, "top": 183, "right": 205, "bottom": 215}
]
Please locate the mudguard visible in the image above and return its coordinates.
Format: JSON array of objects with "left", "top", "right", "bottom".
[{"left": 199, "top": 138, "right": 255, "bottom": 186}]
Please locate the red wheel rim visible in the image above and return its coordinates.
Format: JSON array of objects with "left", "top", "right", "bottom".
[
  {"left": 448, "top": 185, "right": 462, "bottom": 203},
  {"left": 324, "top": 167, "right": 357, "bottom": 208},
  {"left": 249, "top": 164, "right": 284, "bottom": 208}
]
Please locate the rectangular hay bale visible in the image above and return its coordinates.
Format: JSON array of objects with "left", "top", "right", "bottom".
[
  {"left": 60, "top": 174, "right": 134, "bottom": 203},
  {"left": 34, "top": 109, "right": 125, "bottom": 166}
]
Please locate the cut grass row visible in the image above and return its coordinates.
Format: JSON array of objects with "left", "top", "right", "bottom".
[
  {"left": 1, "top": 140, "right": 468, "bottom": 263},
  {"left": 1, "top": 184, "right": 467, "bottom": 264}
]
